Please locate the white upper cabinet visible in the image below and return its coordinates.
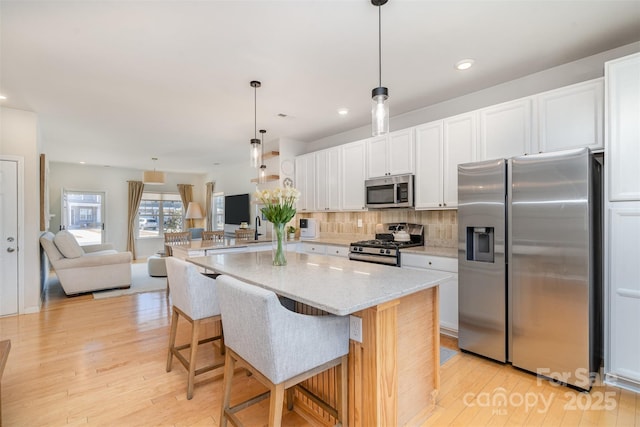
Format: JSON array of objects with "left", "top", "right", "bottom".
[
  {"left": 415, "top": 113, "right": 475, "bottom": 210},
  {"left": 315, "top": 147, "right": 341, "bottom": 211},
  {"left": 443, "top": 112, "right": 476, "bottom": 208},
  {"left": 606, "top": 54, "right": 640, "bottom": 202},
  {"left": 479, "top": 98, "right": 532, "bottom": 160},
  {"left": 537, "top": 78, "right": 604, "bottom": 153},
  {"left": 415, "top": 121, "right": 444, "bottom": 209},
  {"left": 294, "top": 153, "right": 316, "bottom": 212},
  {"left": 366, "top": 128, "right": 415, "bottom": 178},
  {"left": 341, "top": 139, "right": 367, "bottom": 211}
]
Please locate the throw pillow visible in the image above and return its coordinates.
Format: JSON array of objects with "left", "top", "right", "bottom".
[{"left": 54, "top": 230, "right": 84, "bottom": 259}]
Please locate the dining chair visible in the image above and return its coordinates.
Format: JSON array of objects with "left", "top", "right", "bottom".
[
  {"left": 234, "top": 229, "right": 254, "bottom": 241},
  {"left": 163, "top": 231, "right": 191, "bottom": 256},
  {"left": 202, "top": 231, "right": 225, "bottom": 242},
  {"left": 165, "top": 257, "right": 225, "bottom": 400},
  {"left": 216, "top": 275, "right": 349, "bottom": 427}
]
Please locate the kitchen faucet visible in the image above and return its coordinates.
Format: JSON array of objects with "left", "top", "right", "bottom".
[{"left": 255, "top": 216, "right": 261, "bottom": 240}]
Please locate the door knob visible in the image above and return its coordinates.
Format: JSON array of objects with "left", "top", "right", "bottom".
[
  {"left": 7, "top": 237, "right": 14, "bottom": 242},
  {"left": 7, "top": 247, "right": 16, "bottom": 253}
]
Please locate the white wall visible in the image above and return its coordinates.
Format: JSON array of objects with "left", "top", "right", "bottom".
[
  {"left": 0, "top": 107, "right": 41, "bottom": 313},
  {"left": 48, "top": 162, "right": 206, "bottom": 258},
  {"left": 308, "top": 41, "right": 640, "bottom": 152}
]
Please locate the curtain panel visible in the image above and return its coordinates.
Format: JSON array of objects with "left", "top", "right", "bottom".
[
  {"left": 126, "top": 181, "right": 144, "bottom": 260},
  {"left": 205, "top": 181, "right": 215, "bottom": 231},
  {"left": 177, "top": 184, "right": 194, "bottom": 229}
]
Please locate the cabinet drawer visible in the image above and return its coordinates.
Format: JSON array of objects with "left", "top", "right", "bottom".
[
  {"left": 401, "top": 253, "right": 458, "bottom": 272},
  {"left": 302, "top": 243, "right": 327, "bottom": 255},
  {"left": 326, "top": 245, "right": 349, "bottom": 257}
]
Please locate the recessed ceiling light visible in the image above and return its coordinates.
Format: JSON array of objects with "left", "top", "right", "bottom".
[
  {"left": 0, "top": 95, "right": 6, "bottom": 100},
  {"left": 455, "top": 59, "right": 474, "bottom": 70},
  {"left": 79, "top": 161, "right": 86, "bottom": 164},
  {"left": 337, "top": 108, "right": 349, "bottom": 116},
  {"left": 277, "top": 113, "right": 288, "bottom": 118}
]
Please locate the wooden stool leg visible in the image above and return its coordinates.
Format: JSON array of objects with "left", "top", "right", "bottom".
[
  {"left": 166, "top": 308, "right": 179, "bottom": 372},
  {"left": 286, "top": 388, "right": 294, "bottom": 411},
  {"left": 337, "top": 355, "right": 348, "bottom": 427},
  {"left": 186, "top": 319, "right": 200, "bottom": 400},
  {"left": 219, "top": 323, "right": 225, "bottom": 355},
  {"left": 220, "top": 351, "right": 236, "bottom": 427},
  {"left": 269, "top": 382, "right": 285, "bottom": 427}
]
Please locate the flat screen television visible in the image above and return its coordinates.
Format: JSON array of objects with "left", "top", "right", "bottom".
[{"left": 224, "top": 193, "right": 250, "bottom": 225}]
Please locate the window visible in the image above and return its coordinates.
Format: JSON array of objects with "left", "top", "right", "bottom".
[
  {"left": 138, "top": 192, "right": 183, "bottom": 238},
  {"left": 212, "top": 192, "right": 225, "bottom": 231}
]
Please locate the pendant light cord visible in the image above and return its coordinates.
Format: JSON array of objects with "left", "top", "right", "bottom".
[
  {"left": 378, "top": 3, "right": 382, "bottom": 88},
  {"left": 254, "top": 85, "right": 257, "bottom": 140}
]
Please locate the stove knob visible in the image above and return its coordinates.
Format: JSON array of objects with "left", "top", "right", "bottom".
[
  {"left": 358, "top": 247, "right": 363, "bottom": 252},
  {"left": 386, "top": 249, "right": 391, "bottom": 254},
  {"left": 379, "top": 249, "right": 385, "bottom": 254}
]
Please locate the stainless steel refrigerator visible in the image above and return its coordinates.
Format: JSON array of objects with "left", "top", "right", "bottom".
[{"left": 457, "top": 148, "right": 602, "bottom": 390}]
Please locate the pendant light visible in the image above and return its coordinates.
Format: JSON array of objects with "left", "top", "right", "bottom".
[
  {"left": 249, "top": 80, "right": 262, "bottom": 168},
  {"left": 143, "top": 157, "right": 166, "bottom": 185},
  {"left": 371, "top": 0, "right": 389, "bottom": 136},
  {"left": 258, "top": 129, "right": 267, "bottom": 183}
]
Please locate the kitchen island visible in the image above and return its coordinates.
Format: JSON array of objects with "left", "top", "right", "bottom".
[{"left": 188, "top": 251, "right": 451, "bottom": 427}]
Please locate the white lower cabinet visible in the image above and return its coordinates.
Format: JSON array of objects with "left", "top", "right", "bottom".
[
  {"left": 401, "top": 253, "right": 458, "bottom": 335},
  {"left": 606, "top": 206, "right": 640, "bottom": 392}
]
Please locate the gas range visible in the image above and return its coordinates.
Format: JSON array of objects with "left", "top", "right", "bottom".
[{"left": 349, "top": 223, "right": 424, "bottom": 267}]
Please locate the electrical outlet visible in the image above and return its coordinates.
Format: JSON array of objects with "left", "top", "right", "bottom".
[
  {"left": 357, "top": 219, "right": 363, "bottom": 228},
  {"left": 349, "top": 315, "right": 363, "bottom": 343}
]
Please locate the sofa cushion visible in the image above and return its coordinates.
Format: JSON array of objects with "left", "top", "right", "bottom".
[{"left": 54, "top": 230, "right": 84, "bottom": 259}]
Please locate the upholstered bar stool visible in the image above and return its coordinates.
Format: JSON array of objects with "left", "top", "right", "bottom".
[
  {"left": 165, "top": 257, "right": 225, "bottom": 400},
  {"left": 216, "top": 275, "right": 349, "bottom": 427}
]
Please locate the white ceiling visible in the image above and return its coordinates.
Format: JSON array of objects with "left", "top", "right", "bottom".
[{"left": 2, "top": 1, "right": 639, "bottom": 173}]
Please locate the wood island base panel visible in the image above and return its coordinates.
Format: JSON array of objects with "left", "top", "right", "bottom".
[{"left": 283, "top": 288, "right": 439, "bottom": 427}]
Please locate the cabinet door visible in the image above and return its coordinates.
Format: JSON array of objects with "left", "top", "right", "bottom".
[
  {"left": 538, "top": 78, "right": 604, "bottom": 153},
  {"left": 295, "top": 154, "right": 316, "bottom": 212},
  {"left": 387, "top": 128, "right": 415, "bottom": 175},
  {"left": 415, "top": 121, "right": 444, "bottom": 209},
  {"left": 443, "top": 112, "right": 476, "bottom": 208},
  {"left": 341, "top": 140, "right": 367, "bottom": 211},
  {"left": 315, "top": 150, "right": 328, "bottom": 211},
  {"left": 479, "top": 98, "right": 532, "bottom": 160},
  {"left": 608, "top": 207, "right": 640, "bottom": 385},
  {"left": 366, "top": 136, "right": 387, "bottom": 178},
  {"left": 607, "top": 54, "right": 640, "bottom": 201},
  {"left": 327, "top": 147, "right": 341, "bottom": 210}
]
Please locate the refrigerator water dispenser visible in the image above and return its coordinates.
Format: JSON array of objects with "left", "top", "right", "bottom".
[{"left": 467, "top": 227, "right": 494, "bottom": 263}]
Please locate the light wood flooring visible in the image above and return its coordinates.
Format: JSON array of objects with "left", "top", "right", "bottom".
[{"left": 0, "top": 277, "right": 638, "bottom": 426}]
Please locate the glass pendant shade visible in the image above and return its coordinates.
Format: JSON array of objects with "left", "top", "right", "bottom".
[
  {"left": 371, "top": 86, "right": 389, "bottom": 136},
  {"left": 259, "top": 165, "right": 267, "bottom": 183},
  {"left": 250, "top": 138, "right": 261, "bottom": 168}
]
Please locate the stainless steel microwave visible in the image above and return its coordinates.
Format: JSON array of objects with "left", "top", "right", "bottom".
[{"left": 365, "top": 174, "right": 414, "bottom": 209}]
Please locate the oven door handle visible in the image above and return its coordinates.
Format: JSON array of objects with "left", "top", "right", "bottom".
[{"left": 349, "top": 253, "right": 398, "bottom": 266}]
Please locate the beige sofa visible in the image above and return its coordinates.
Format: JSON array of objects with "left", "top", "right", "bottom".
[{"left": 40, "top": 231, "right": 132, "bottom": 295}]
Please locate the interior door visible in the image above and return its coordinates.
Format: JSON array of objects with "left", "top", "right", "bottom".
[
  {"left": 0, "top": 159, "right": 19, "bottom": 316},
  {"left": 62, "top": 189, "right": 105, "bottom": 245}
]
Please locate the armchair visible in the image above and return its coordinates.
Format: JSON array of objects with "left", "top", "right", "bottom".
[{"left": 40, "top": 231, "right": 132, "bottom": 295}]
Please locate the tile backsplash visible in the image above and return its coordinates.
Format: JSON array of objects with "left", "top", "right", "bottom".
[{"left": 296, "top": 209, "right": 457, "bottom": 248}]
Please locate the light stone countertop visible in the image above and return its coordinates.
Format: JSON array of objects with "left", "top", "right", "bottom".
[
  {"left": 188, "top": 251, "right": 451, "bottom": 316},
  {"left": 400, "top": 246, "right": 458, "bottom": 258},
  {"left": 178, "top": 236, "right": 458, "bottom": 259},
  {"left": 300, "top": 237, "right": 458, "bottom": 259}
]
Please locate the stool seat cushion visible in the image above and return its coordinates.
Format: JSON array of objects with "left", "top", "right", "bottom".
[
  {"left": 148, "top": 255, "right": 167, "bottom": 277},
  {"left": 216, "top": 275, "right": 349, "bottom": 385}
]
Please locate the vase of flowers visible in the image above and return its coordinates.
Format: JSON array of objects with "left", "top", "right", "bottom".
[{"left": 254, "top": 186, "right": 300, "bottom": 266}]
